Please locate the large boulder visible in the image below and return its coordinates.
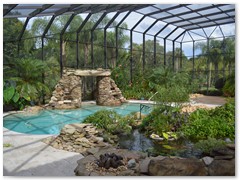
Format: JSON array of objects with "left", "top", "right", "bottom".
[
  {"left": 148, "top": 157, "right": 208, "bottom": 176},
  {"left": 208, "top": 159, "right": 235, "bottom": 176}
]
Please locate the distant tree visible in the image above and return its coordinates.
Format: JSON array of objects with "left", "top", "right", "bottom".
[{"left": 196, "top": 39, "right": 234, "bottom": 86}]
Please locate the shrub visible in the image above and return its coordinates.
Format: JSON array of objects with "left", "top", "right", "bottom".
[
  {"left": 215, "top": 77, "right": 226, "bottom": 90},
  {"left": 180, "top": 100, "right": 235, "bottom": 140},
  {"left": 223, "top": 72, "right": 235, "bottom": 97},
  {"left": 83, "top": 110, "right": 132, "bottom": 135},
  {"left": 197, "top": 89, "right": 223, "bottom": 96},
  {"left": 194, "top": 138, "right": 226, "bottom": 155},
  {"left": 140, "top": 105, "right": 187, "bottom": 135}
]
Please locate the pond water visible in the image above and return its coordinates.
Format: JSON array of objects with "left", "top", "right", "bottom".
[
  {"left": 118, "top": 129, "right": 202, "bottom": 158},
  {"left": 3, "top": 103, "right": 152, "bottom": 135}
]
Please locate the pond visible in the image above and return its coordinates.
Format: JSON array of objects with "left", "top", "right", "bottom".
[{"left": 118, "top": 129, "right": 202, "bottom": 158}]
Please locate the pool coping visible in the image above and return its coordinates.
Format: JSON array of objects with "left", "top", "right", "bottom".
[
  {"left": 3, "top": 100, "right": 221, "bottom": 134},
  {"left": 3, "top": 99, "right": 220, "bottom": 118}
]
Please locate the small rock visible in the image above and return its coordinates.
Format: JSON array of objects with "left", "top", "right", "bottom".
[
  {"left": 63, "top": 100, "right": 72, "bottom": 104},
  {"left": 76, "top": 137, "right": 89, "bottom": 143},
  {"left": 63, "top": 128, "right": 75, "bottom": 135},
  {"left": 225, "top": 138, "right": 232, "bottom": 143},
  {"left": 51, "top": 96, "right": 58, "bottom": 101},
  {"left": 87, "top": 147, "right": 100, "bottom": 155},
  {"left": 95, "top": 141, "right": 107, "bottom": 147},
  {"left": 52, "top": 142, "right": 59, "bottom": 149},
  {"left": 81, "top": 142, "right": 92, "bottom": 148},
  {"left": 202, "top": 156, "right": 214, "bottom": 166},
  {"left": 95, "top": 137, "right": 104, "bottom": 142},
  {"left": 128, "top": 159, "right": 136, "bottom": 168},
  {"left": 58, "top": 101, "right": 64, "bottom": 105},
  {"left": 139, "top": 157, "right": 151, "bottom": 174},
  {"left": 117, "top": 169, "right": 135, "bottom": 176}
]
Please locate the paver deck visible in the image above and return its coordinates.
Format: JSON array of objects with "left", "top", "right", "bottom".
[
  {"left": 3, "top": 128, "right": 83, "bottom": 176},
  {"left": 191, "top": 95, "right": 227, "bottom": 105}
]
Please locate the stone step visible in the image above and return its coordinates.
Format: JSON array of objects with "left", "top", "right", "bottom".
[
  {"left": 112, "top": 92, "right": 121, "bottom": 96},
  {"left": 63, "top": 100, "right": 72, "bottom": 104}
]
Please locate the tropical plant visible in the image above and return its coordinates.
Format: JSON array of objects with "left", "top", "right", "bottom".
[
  {"left": 4, "top": 58, "right": 50, "bottom": 107},
  {"left": 3, "top": 80, "right": 17, "bottom": 105}
]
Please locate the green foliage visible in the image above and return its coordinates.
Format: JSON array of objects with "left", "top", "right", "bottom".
[
  {"left": 215, "top": 77, "right": 226, "bottom": 90},
  {"left": 197, "top": 88, "right": 223, "bottom": 96},
  {"left": 223, "top": 72, "right": 235, "bottom": 97},
  {"left": 3, "top": 81, "right": 28, "bottom": 110},
  {"left": 140, "top": 105, "right": 185, "bottom": 135},
  {"left": 3, "top": 18, "right": 24, "bottom": 63},
  {"left": 162, "top": 132, "right": 178, "bottom": 140},
  {"left": 149, "top": 67, "right": 197, "bottom": 103},
  {"left": 194, "top": 138, "right": 226, "bottom": 155},
  {"left": 83, "top": 110, "right": 133, "bottom": 135},
  {"left": 3, "top": 86, "right": 15, "bottom": 104},
  {"left": 111, "top": 54, "right": 153, "bottom": 100},
  {"left": 154, "top": 86, "right": 189, "bottom": 104},
  {"left": 3, "top": 58, "right": 50, "bottom": 109},
  {"left": 180, "top": 100, "right": 235, "bottom": 140}
]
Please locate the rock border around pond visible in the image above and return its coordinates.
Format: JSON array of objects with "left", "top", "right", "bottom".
[
  {"left": 42, "top": 123, "right": 235, "bottom": 176},
  {"left": 74, "top": 146, "right": 235, "bottom": 176}
]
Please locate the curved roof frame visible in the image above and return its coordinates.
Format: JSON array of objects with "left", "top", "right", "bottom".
[{"left": 3, "top": 4, "right": 235, "bottom": 43}]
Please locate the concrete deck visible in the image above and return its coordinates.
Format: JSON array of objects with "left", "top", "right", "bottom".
[{"left": 3, "top": 128, "right": 83, "bottom": 176}]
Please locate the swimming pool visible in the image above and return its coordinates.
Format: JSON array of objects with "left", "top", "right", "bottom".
[{"left": 3, "top": 103, "right": 152, "bottom": 135}]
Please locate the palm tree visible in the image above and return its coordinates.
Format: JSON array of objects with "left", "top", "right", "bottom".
[
  {"left": 196, "top": 39, "right": 225, "bottom": 87},
  {"left": 223, "top": 38, "right": 235, "bottom": 75}
]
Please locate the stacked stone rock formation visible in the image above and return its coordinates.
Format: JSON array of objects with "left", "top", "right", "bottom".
[
  {"left": 48, "top": 68, "right": 127, "bottom": 109},
  {"left": 96, "top": 76, "right": 127, "bottom": 106},
  {"left": 42, "top": 123, "right": 110, "bottom": 153},
  {"left": 49, "top": 74, "right": 82, "bottom": 109}
]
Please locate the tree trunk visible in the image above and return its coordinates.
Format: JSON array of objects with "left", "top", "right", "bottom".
[
  {"left": 215, "top": 62, "right": 218, "bottom": 82},
  {"left": 175, "top": 57, "right": 179, "bottom": 72},
  {"left": 84, "top": 43, "right": 89, "bottom": 68},
  {"left": 229, "top": 61, "right": 232, "bottom": 75},
  {"left": 111, "top": 50, "right": 116, "bottom": 68},
  {"left": 208, "top": 62, "right": 212, "bottom": 87},
  {"left": 62, "top": 41, "right": 66, "bottom": 67}
]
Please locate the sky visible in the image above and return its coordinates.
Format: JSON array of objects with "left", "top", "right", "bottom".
[
  {"left": 15, "top": 3, "right": 235, "bottom": 59},
  {"left": 3, "top": 2, "right": 236, "bottom": 58}
]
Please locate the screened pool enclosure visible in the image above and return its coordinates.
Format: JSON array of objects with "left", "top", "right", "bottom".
[{"left": 3, "top": 4, "right": 235, "bottom": 99}]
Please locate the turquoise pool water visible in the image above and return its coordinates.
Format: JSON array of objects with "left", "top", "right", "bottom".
[{"left": 3, "top": 103, "right": 152, "bottom": 135}]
